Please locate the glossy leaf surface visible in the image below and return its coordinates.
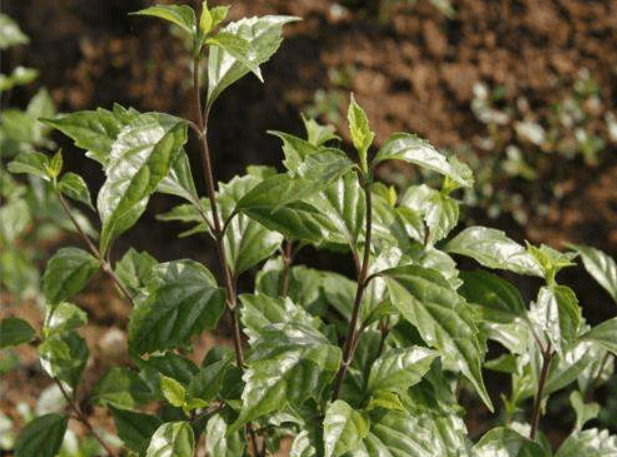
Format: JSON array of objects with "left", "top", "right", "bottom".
[
  {"left": 38, "top": 331, "right": 89, "bottom": 387},
  {"left": 555, "top": 428, "right": 617, "bottom": 457},
  {"left": 145, "top": 421, "right": 194, "bottom": 457},
  {"left": 42, "top": 247, "right": 99, "bottom": 305},
  {"left": 93, "top": 367, "right": 154, "bottom": 409},
  {"left": 323, "top": 399, "right": 369, "bottom": 457},
  {"left": 132, "top": 5, "right": 196, "bottom": 36},
  {"left": 569, "top": 244, "right": 617, "bottom": 305},
  {"left": 57, "top": 172, "right": 94, "bottom": 209},
  {"left": 579, "top": 317, "right": 617, "bottom": 354},
  {"left": 530, "top": 285, "right": 580, "bottom": 355},
  {"left": 474, "top": 427, "right": 549, "bottom": 457},
  {"left": 43, "top": 301, "right": 87, "bottom": 336}
]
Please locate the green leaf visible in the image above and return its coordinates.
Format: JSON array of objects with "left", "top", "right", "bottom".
[
  {"left": 527, "top": 243, "right": 577, "bottom": 284},
  {"left": 57, "top": 172, "right": 94, "bottom": 210},
  {"left": 570, "top": 391, "right": 600, "bottom": 431},
  {"left": 458, "top": 270, "right": 526, "bottom": 324},
  {"left": 302, "top": 115, "right": 341, "bottom": 147},
  {"left": 374, "top": 133, "right": 473, "bottom": 189},
  {"left": 347, "top": 94, "right": 374, "bottom": 172},
  {"left": 231, "top": 322, "right": 341, "bottom": 432},
  {"left": 207, "top": 32, "right": 263, "bottom": 81},
  {"left": 132, "top": 5, "right": 196, "bottom": 36},
  {"left": 569, "top": 244, "right": 617, "bottom": 305},
  {"left": 139, "top": 352, "right": 199, "bottom": 386},
  {"left": 187, "top": 358, "right": 230, "bottom": 403},
  {"left": 323, "top": 400, "right": 369, "bottom": 457},
  {"left": 114, "top": 248, "right": 158, "bottom": 297},
  {"left": 43, "top": 301, "right": 87, "bottom": 336},
  {"left": 42, "top": 247, "right": 100, "bottom": 305},
  {"left": 205, "top": 414, "right": 245, "bottom": 457},
  {"left": 7, "top": 151, "right": 50, "bottom": 180},
  {"left": 209, "top": 6, "right": 229, "bottom": 30},
  {"left": 207, "top": 15, "right": 299, "bottom": 107},
  {"left": 445, "top": 226, "right": 543, "bottom": 277},
  {"left": 14, "top": 413, "right": 68, "bottom": 457},
  {"left": 156, "top": 149, "right": 199, "bottom": 203},
  {"left": 367, "top": 347, "right": 438, "bottom": 396},
  {"left": 579, "top": 317, "right": 617, "bottom": 354},
  {"left": 199, "top": 1, "right": 213, "bottom": 34},
  {"left": 555, "top": 428, "right": 617, "bottom": 457},
  {"left": 47, "top": 150, "right": 63, "bottom": 179},
  {"left": 0, "top": 14, "right": 29, "bottom": 49},
  {"left": 160, "top": 373, "right": 186, "bottom": 408},
  {"left": 145, "top": 422, "right": 194, "bottom": 457},
  {"left": 110, "top": 406, "right": 161, "bottom": 453},
  {"left": 128, "top": 260, "right": 225, "bottom": 355},
  {"left": 474, "top": 427, "right": 549, "bottom": 457},
  {"left": 97, "top": 112, "right": 188, "bottom": 253},
  {"left": 0, "top": 317, "right": 36, "bottom": 349},
  {"left": 0, "top": 66, "right": 38, "bottom": 91},
  {"left": 92, "top": 367, "right": 154, "bottom": 409},
  {"left": 383, "top": 265, "right": 493, "bottom": 411},
  {"left": 38, "top": 331, "right": 89, "bottom": 387}
]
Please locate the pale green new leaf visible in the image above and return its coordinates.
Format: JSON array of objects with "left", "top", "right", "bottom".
[
  {"left": 374, "top": 133, "right": 473, "bottom": 188},
  {"left": 132, "top": 5, "right": 196, "bottom": 36},
  {"left": 367, "top": 347, "right": 438, "bottom": 396},
  {"left": 530, "top": 285, "right": 580, "bottom": 355},
  {"left": 145, "top": 422, "right": 194, "bottom": 457},
  {"left": 110, "top": 406, "right": 161, "bottom": 453},
  {"left": 445, "top": 226, "right": 543, "bottom": 277},
  {"left": 207, "top": 15, "right": 299, "bottom": 106},
  {"left": 527, "top": 243, "right": 577, "bottom": 284},
  {"left": 38, "top": 331, "right": 89, "bottom": 387},
  {"left": 14, "top": 413, "right": 68, "bottom": 457},
  {"left": 302, "top": 115, "right": 341, "bottom": 147},
  {"left": 0, "top": 317, "right": 36, "bottom": 349},
  {"left": 324, "top": 400, "right": 369, "bottom": 457},
  {"left": 474, "top": 427, "right": 549, "bottom": 457},
  {"left": 579, "top": 317, "right": 617, "bottom": 354},
  {"left": 569, "top": 244, "right": 617, "bottom": 305},
  {"left": 98, "top": 112, "right": 187, "bottom": 253},
  {"left": 555, "top": 428, "right": 617, "bottom": 457},
  {"left": 160, "top": 374, "right": 186, "bottom": 408},
  {"left": 348, "top": 94, "right": 374, "bottom": 171},
  {"left": 7, "top": 151, "right": 50, "bottom": 180},
  {"left": 57, "top": 172, "right": 94, "bottom": 210},
  {"left": 43, "top": 301, "right": 87, "bottom": 336},
  {"left": 0, "top": 13, "right": 29, "bottom": 49},
  {"left": 42, "top": 247, "right": 100, "bottom": 305},
  {"left": 128, "top": 260, "right": 225, "bottom": 355},
  {"left": 383, "top": 265, "right": 493, "bottom": 411}
]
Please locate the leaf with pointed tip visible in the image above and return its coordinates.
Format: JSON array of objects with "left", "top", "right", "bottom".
[
  {"left": 0, "top": 13, "right": 30, "bottom": 49},
  {"left": 569, "top": 244, "right": 617, "bottom": 305},
  {"left": 132, "top": 5, "right": 196, "bottom": 36},
  {"left": 14, "top": 413, "right": 68, "bottom": 457},
  {"left": 44, "top": 301, "right": 87, "bottom": 336},
  {"left": 114, "top": 248, "right": 158, "bottom": 298},
  {"left": 230, "top": 322, "right": 341, "bottom": 433},
  {"left": 38, "top": 331, "right": 89, "bottom": 387},
  {"left": 302, "top": 116, "right": 341, "bottom": 147},
  {"left": 145, "top": 421, "right": 194, "bottom": 457},
  {"left": 109, "top": 406, "right": 161, "bottom": 453},
  {"left": 323, "top": 400, "right": 369, "bottom": 457},
  {"left": 374, "top": 133, "right": 473, "bottom": 188},
  {"left": 7, "top": 151, "right": 49, "bottom": 180},
  {"left": 367, "top": 347, "right": 438, "bottom": 396},
  {"left": 57, "top": 172, "right": 94, "bottom": 209},
  {"left": 570, "top": 391, "right": 600, "bottom": 431},
  {"left": 207, "top": 15, "right": 299, "bottom": 107},
  {"left": 42, "top": 247, "right": 100, "bottom": 305},
  {"left": 205, "top": 414, "right": 245, "bottom": 457},
  {"left": 383, "top": 265, "right": 493, "bottom": 411},
  {"left": 97, "top": 112, "right": 187, "bottom": 253},
  {"left": 128, "top": 260, "right": 225, "bottom": 355},
  {"left": 445, "top": 226, "right": 543, "bottom": 277},
  {"left": 92, "top": 367, "right": 154, "bottom": 409},
  {"left": 156, "top": 149, "right": 199, "bottom": 203},
  {"left": 579, "top": 317, "right": 617, "bottom": 354},
  {"left": 474, "top": 427, "right": 549, "bottom": 457},
  {"left": 527, "top": 243, "right": 577, "bottom": 284},
  {"left": 207, "top": 32, "right": 262, "bottom": 81},
  {"left": 0, "top": 317, "right": 36, "bottom": 349},
  {"left": 188, "top": 358, "right": 230, "bottom": 403},
  {"left": 555, "top": 428, "right": 617, "bottom": 457}
]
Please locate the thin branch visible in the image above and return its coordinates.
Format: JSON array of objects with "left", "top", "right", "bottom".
[
  {"left": 585, "top": 352, "right": 612, "bottom": 402},
  {"left": 529, "top": 346, "right": 553, "bottom": 440}
]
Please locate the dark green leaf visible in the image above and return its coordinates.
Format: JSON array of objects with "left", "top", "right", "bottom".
[
  {"left": 445, "top": 226, "right": 543, "bottom": 277},
  {"left": 367, "top": 347, "right": 438, "bottom": 396},
  {"left": 0, "top": 317, "right": 36, "bottom": 348},
  {"left": 7, "top": 151, "right": 50, "bottom": 180},
  {"left": 0, "top": 13, "right": 29, "bottom": 49},
  {"left": 132, "top": 5, "right": 196, "bottom": 36},
  {"left": 38, "top": 331, "right": 89, "bottom": 387},
  {"left": 323, "top": 400, "right": 369, "bottom": 457},
  {"left": 188, "top": 359, "right": 230, "bottom": 403},
  {"left": 139, "top": 352, "right": 199, "bottom": 387},
  {"left": 14, "top": 413, "right": 68, "bottom": 457},
  {"left": 57, "top": 172, "right": 94, "bottom": 210},
  {"left": 145, "top": 421, "right": 194, "bottom": 457},
  {"left": 42, "top": 247, "right": 99, "bottom": 305},
  {"left": 383, "top": 265, "right": 493, "bottom": 411},
  {"left": 110, "top": 406, "right": 161, "bottom": 453},
  {"left": 555, "top": 428, "right": 617, "bottom": 457},
  {"left": 530, "top": 285, "right": 580, "bottom": 355},
  {"left": 579, "top": 317, "right": 617, "bottom": 354},
  {"left": 129, "top": 260, "right": 225, "bottom": 355},
  {"left": 92, "top": 367, "right": 154, "bottom": 408},
  {"left": 474, "top": 427, "right": 549, "bottom": 457},
  {"left": 374, "top": 133, "right": 473, "bottom": 188},
  {"left": 43, "top": 301, "right": 87, "bottom": 336},
  {"left": 569, "top": 244, "right": 617, "bottom": 305},
  {"left": 114, "top": 248, "right": 158, "bottom": 297}
]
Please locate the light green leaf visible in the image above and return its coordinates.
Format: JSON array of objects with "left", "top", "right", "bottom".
[
  {"left": 569, "top": 244, "right": 617, "bottom": 305},
  {"left": 324, "top": 400, "right": 369, "bottom": 457},
  {"left": 47, "top": 150, "right": 63, "bottom": 179},
  {"left": 110, "top": 406, "right": 161, "bottom": 453},
  {"left": 92, "top": 367, "right": 154, "bottom": 409},
  {"left": 348, "top": 94, "right": 374, "bottom": 171},
  {"left": 159, "top": 374, "right": 186, "bottom": 408},
  {"left": 132, "top": 5, "right": 196, "bottom": 36},
  {"left": 57, "top": 172, "right": 94, "bottom": 210},
  {"left": 0, "top": 317, "right": 36, "bottom": 349},
  {"left": 209, "top": 6, "right": 229, "bottom": 30},
  {"left": 114, "top": 248, "right": 158, "bottom": 297},
  {"left": 14, "top": 413, "right": 68, "bottom": 457},
  {"left": 0, "top": 14, "right": 29, "bottom": 49},
  {"left": 128, "top": 260, "right": 225, "bottom": 355},
  {"left": 27, "top": 87, "right": 56, "bottom": 121},
  {"left": 367, "top": 347, "right": 438, "bottom": 396},
  {"left": 302, "top": 115, "right": 341, "bottom": 147},
  {"left": 474, "top": 427, "right": 549, "bottom": 457},
  {"left": 374, "top": 133, "right": 473, "bottom": 188},
  {"left": 43, "top": 301, "right": 87, "bottom": 336},
  {"left": 145, "top": 421, "right": 194, "bottom": 457},
  {"left": 207, "top": 15, "right": 299, "bottom": 107},
  {"left": 0, "top": 66, "right": 38, "bottom": 91},
  {"left": 555, "top": 428, "right": 617, "bottom": 457},
  {"left": 445, "top": 226, "right": 543, "bottom": 277},
  {"left": 156, "top": 149, "right": 199, "bottom": 203},
  {"left": 7, "top": 151, "right": 50, "bottom": 180},
  {"left": 199, "top": 1, "right": 213, "bottom": 34},
  {"left": 97, "top": 113, "right": 187, "bottom": 253},
  {"left": 527, "top": 243, "right": 577, "bottom": 284},
  {"left": 530, "top": 285, "right": 580, "bottom": 355},
  {"left": 38, "top": 331, "right": 89, "bottom": 387},
  {"left": 570, "top": 391, "right": 600, "bottom": 431},
  {"left": 42, "top": 247, "right": 100, "bottom": 305},
  {"left": 207, "top": 32, "right": 262, "bottom": 81},
  {"left": 579, "top": 317, "right": 617, "bottom": 354},
  {"left": 383, "top": 265, "right": 493, "bottom": 411},
  {"left": 205, "top": 414, "right": 245, "bottom": 457}
]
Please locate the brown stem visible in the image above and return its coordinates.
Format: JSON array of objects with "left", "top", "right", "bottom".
[
  {"left": 529, "top": 346, "right": 553, "bottom": 440},
  {"left": 332, "top": 175, "right": 372, "bottom": 400},
  {"left": 585, "top": 352, "right": 612, "bottom": 402},
  {"left": 377, "top": 316, "right": 390, "bottom": 357},
  {"left": 55, "top": 380, "right": 118, "bottom": 457}
]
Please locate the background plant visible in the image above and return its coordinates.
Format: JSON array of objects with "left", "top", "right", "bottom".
[{"left": 2, "top": 3, "right": 617, "bottom": 457}]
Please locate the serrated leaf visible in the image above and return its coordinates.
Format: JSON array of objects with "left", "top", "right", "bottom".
[
  {"left": 324, "top": 400, "right": 369, "bottom": 457},
  {"left": 42, "top": 247, "right": 100, "bottom": 305},
  {"left": 38, "top": 331, "right": 89, "bottom": 387},
  {"left": 207, "top": 15, "right": 299, "bottom": 106},
  {"left": 445, "top": 226, "right": 543, "bottom": 277},
  {"left": 374, "top": 133, "right": 473, "bottom": 188},
  {"left": 132, "top": 5, "right": 196, "bottom": 36},
  {"left": 209, "top": 6, "right": 229, "bottom": 30},
  {"left": 555, "top": 428, "right": 617, "bottom": 457},
  {"left": 207, "top": 32, "right": 262, "bottom": 81},
  {"left": 367, "top": 347, "right": 438, "bottom": 396},
  {"left": 0, "top": 317, "right": 36, "bottom": 349},
  {"left": 302, "top": 116, "right": 341, "bottom": 147},
  {"left": 527, "top": 243, "right": 577, "bottom": 284},
  {"left": 128, "top": 260, "right": 225, "bottom": 355},
  {"left": 110, "top": 406, "right": 161, "bottom": 453},
  {"left": 231, "top": 322, "right": 341, "bottom": 432},
  {"left": 569, "top": 244, "right": 617, "bottom": 305},
  {"left": 348, "top": 94, "right": 374, "bottom": 171},
  {"left": 205, "top": 414, "right": 245, "bottom": 457},
  {"left": 44, "top": 301, "right": 87, "bottom": 336},
  {"left": 92, "top": 367, "right": 154, "bottom": 409},
  {"left": 114, "top": 248, "right": 158, "bottom": 298},
  {"left": 383, "top": 265, "right": 493, "bottom": 411},
  {"left": 579, "top": 317, "right": 617, "bottom": 354},
  {"left": 0, "top": 14, "right": 29, "bottom": 49},
  {"left": 57, "top": 172, "right": 94, "bottom": 209},
  {"left": 145, "top": 421, "right": 194, "bottom": 457},
  {"left": 98, "top": 112, "right": 187, "bottom": 253},
  {"left": 14, "top": 413, "right": 68, "bottom": 457},
  {"left": 7, "top": 151, "right": 50, "bottom": 180},
  {"left": 530, "top": 285, "right": 580, "bottom": 355},
  {"left": 474, "top": 427, "right": 549, "bottom": 457}
]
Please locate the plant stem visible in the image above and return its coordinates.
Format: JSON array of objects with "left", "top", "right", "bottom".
[
  {"left": 332, "top": 175, "right": 372, "bottom": 400},
  {"left": 529, "top": 346, "right": 553, "bottom": 440},
  {"left": 585, "top": 352, "right": 612, "bottom": 402}
]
